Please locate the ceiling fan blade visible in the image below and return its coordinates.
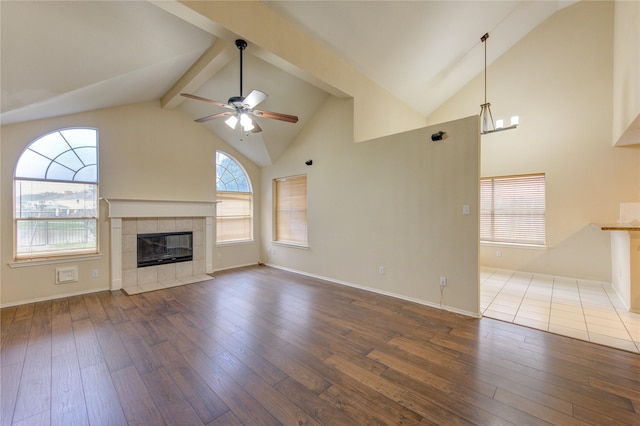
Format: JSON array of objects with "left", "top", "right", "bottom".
[
  {"left": 195, "top": 111, "right": 234, "bottom": 123},
  {"left": 253, "top": 109, "right": 299, "bottom": 123},
  {"left": 181, "top": 93, "right": 234, "bottom": 110},
  {"left": 243, "top": 90, "right": 267, "bottom": 109}
]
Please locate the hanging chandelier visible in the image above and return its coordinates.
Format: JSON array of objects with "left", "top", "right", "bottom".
[{"left": 479, "top": 32, "right": 518, "bottom": 135}]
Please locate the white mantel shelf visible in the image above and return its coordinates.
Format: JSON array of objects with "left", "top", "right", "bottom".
[
  {"left": 102, "top": 198, "right": 217, "bottom": 292},
  {"left": 102, "top": 198, "right": 218, "bottom": 218}
]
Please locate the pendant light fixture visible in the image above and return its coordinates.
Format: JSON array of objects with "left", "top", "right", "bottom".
[{"left": 479, "top": 32, "right": 518, "bottom": 135}]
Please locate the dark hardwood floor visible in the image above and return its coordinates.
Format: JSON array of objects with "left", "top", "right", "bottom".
[{"left": 1, "top": 265, "right": 639, "bottom": 425}]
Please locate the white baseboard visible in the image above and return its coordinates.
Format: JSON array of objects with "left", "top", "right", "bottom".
[
  {"left": 212, "top": 262, "right": 261, "bottom": 273},
  {"left": 1, "top": 286, "right": 111, "bottom": 308},
  {"left": 265, "top": 263, "right": 481, "bottom": 318}
]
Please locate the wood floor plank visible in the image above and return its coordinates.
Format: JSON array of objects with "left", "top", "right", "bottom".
[
  {"left": 324, "top": 353, "right": 473, "bottom": 425},
  {"left": 212, "top": 349, "right": 321, "bottom": 426},
  {"left": 113, "top": 321, "right": 164, "bottom": 375},
  {"left": 12, "top": 340, "right": 51, "bottom": 424},
  {"left": 182, "top": 347, "right": 282, "bottom": 426},
  {"left": 67, "top": 295, "right": 89, "bottom": 322},
  {"left": 153, "top": 341, "right": 229, "bottom": 424},
  {"left": 0, "top": 364, "right": 22, "bottom": 426},
  {"left": 96, "top": 290, "right": 129, "bottom": 324},
  {"left": 13, "top": 304, "right": 34, "bottom": 322},
  {"left": 493, "top": 388, "right": 584, "bottom": 425},
  {"left": 319, "top": 382, "right": 422, "bottom": 426},
  {"left": 273, "top": 376, "right": 358, "bottom": 425},
  {"left": 93, "top": 321, "right": 134, "bottom": 372},
  {"left": 51, "top": 350, "right": 89, "bottom": 425},
  {"left": 205, "top": 410, "right": 244, "bottom": 426},
  {"left": 51, "top": 298, "right": 69, "bottom": 318},
  {"left": 82, "top": 293, "right": 107, "bottom": 324},
  {"left": 72, "top": 318, "right": 105, "bottom": 369},
  {"left": 1, "top": 265, "right": 638, "bottom": 425},
  {"left": 0, "top": 318, "right": 30, "bottom": 367},
  {"left": 0, "top": 306, "right": 17, "bottom": 328},
  {"left": 367, "top": 348, "right": 497, "bottom": 399},
  {"left": 78, "top": 361, "right": 127, "bottom": 425},
  {"left": 110, "top": 365, "right": 166, "bottom": 425},
  {"left": 12, "top": 410, "right": 50, "bottom": 426},
  {"left": 51, "top": 310, "right": 75, "bottom": 357}
]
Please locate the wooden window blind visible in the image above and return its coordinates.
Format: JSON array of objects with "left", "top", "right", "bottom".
[
  {"left": 480, "top": 173, "right": 546, "bottom": 246},
  {"left": 274, "top": 175, "right": 308, "bottom": 245},
  {"left": 216, "top": 192, "right": 252, "bottom": 243}
]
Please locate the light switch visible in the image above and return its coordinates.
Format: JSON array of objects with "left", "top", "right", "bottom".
[{"left": 463, "top": 205, "right": 470, "bottom": 215}]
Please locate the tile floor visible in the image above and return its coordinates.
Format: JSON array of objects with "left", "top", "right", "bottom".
[{"left": 481, "top": 267, "right": 640, "bottom": 353}]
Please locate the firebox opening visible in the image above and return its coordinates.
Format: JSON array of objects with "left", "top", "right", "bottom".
[{"left": 137, "top": 231, "right": 193, "bottom": 268}]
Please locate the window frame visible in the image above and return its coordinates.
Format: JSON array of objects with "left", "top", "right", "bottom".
[
  {"left": 215, "top": 151, "right": 253, "bottom": 245},
  {"left": 273, "top": 174, "right": 308, "bottom": 247},
  {"left": 13, "top": 127, "right": 99, "bottom": 261},
  {"left": 480, "top": 173, "right": 546, "bottom": 248}
]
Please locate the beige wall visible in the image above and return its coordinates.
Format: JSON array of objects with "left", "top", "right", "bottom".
[
  {"left": 1, "top": 101, "right": 260, "bottom": 306},
  {"left": 613, "top": 0, "right": 640, "bottom": 146},
  {"left": 427, "top": 1, "right": 640, "bottom": 282},
  {"left": 261, "top": 97, "right": 480, "bottom": 316}
]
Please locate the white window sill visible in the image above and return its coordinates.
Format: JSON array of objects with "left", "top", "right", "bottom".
[
  {"left": 9, "top": 254, "right": 102, "bottom": 268},
  {"left": 271, "top": 241, "right": 309, "bottom": 250},
  {"left": 481, "top": 241, "right": 547, "bottom": 250},
  {"left": 216, "top": 240, "right": 255, "bottom": 247}
]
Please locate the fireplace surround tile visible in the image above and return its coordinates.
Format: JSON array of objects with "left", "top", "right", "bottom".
[
  {"left": 120, "top": 216, "right": 208, "bottom": 294},
  {"left": 157, "top": 263, "right": 177, "bottom": 282},
  {"left": 175, "top": 261, "right": 193, "bottom": 279},
  {"left": 122, "top": 234, "right": 136, "bottom": 253},
  {"left": 104, "top": 199, "right": 216, "bottom": 294},
  {"left": 137, "top": 218, "right": 158, "bottom": 234},
  {"left": 122, "top": 251, "right": 137, "bottom": 270},
  {"left": 175, "top": 218, "right": 193, "bottom": 231},
  {"left": 122, "top": 219, "right": 136, "bottom": 235},
  {"left": 158, "top": 218, "right": 177, "bottom": 233},
  {"left": 138, "top": 265, "right": 158, "bottom": 285}
]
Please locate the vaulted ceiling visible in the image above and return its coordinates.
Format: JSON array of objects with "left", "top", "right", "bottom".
[{"left": 1, "top": 1, "right": 576, "bottom": 166}]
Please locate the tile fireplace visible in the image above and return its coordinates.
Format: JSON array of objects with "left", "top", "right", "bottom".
[{"left": 103, "top": 199, "right": 216, "bottom": 294}]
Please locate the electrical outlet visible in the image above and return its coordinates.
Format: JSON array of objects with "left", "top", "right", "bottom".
[
  {"left": 379, "top": 266, "right": 385, "bottom": 275},
  {"left": 496, "top": 250, "right": 502, "bottom": 257},
  {"left": 91, "top": 269, "right": 99, "bottom": 278},
  {"left": 439, "top": 276, "right": 447, "bottom": 287}
]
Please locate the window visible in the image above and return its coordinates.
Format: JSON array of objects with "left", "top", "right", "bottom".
[
  {"left": 14, "top": 128, "right": 99, "bottom": 259},
  {"left": 274, "top": 175, "right": 308, "bottom": 246},
  {"left": 480, "top": 174, "right": 546, "bottom": 246},
  {"left": 216, "top": 151, "right": 252, "bottom": 243}
]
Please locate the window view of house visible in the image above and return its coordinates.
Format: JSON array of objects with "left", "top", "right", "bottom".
[
  {"left": 216, "top": 151, "right": 253, "bottom": 243},
  {"left": 14, "top": 128, "right": 98, "bottom": 259}
]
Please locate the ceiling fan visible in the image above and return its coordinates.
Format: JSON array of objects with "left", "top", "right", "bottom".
[{"left": 181, "top": 39, "right": 298, "bottom": 133}]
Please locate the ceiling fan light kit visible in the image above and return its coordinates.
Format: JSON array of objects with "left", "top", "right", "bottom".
[
  {"left": 479, "top": 32, "right": 518, "bottom": 135},
  {"left": 181, "top": 39, "right": 298, "bottom": 135}
]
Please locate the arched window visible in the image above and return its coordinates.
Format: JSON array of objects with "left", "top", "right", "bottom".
[
  {"left": 14, "top": 128, "right": 99, "bottom": 259},
  {"left": 216, "top": 151, "right": 252, "bottom": 243}
]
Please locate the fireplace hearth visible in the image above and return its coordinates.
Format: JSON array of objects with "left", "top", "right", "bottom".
[{"left": 137, "top": 231, "right": 193, "bottom": 268}]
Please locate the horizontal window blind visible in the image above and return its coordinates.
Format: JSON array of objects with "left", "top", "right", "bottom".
[
  {"left": 275, "top": 175, "right": 307, "bottom": 245},
  {"left": 216, "top": 192, "right": 252, "bottom": 243},
  {"left": 480, "top": 174, "right": 546, "bottom": 246}
]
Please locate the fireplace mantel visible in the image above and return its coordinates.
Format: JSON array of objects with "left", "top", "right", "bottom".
[
  {"left": 103, "top": 198, "right": 217, "bottom": 218},
  {"left": 102, "top": 198, "right": 217, "bottom": 291}
]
